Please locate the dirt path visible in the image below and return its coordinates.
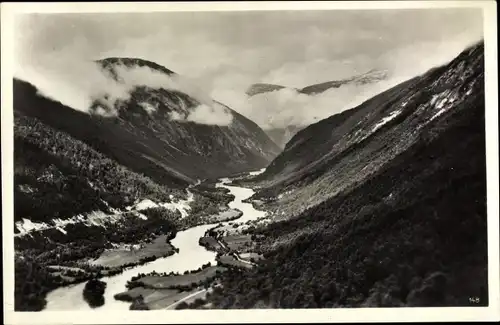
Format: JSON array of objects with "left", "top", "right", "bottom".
[{"left": 164, "top": 289, "right": 207, "bottom": 310}]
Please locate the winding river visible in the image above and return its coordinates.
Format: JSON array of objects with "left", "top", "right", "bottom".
[{"left": 44, "top": 170, "right": 266, "bottom": 311}]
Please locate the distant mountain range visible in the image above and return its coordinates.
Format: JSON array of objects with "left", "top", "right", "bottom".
[
  {"left": 246, "top": 69, "right": 389, "bottom": 148},
  {"left": 246, "top": 69, "right": 389, "bottom": 97},
  {"left": 214, "top": 42, "right": 487, "bottom": 308}
]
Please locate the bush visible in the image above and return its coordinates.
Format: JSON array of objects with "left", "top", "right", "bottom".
[
  {"left": 83, "top": 279, "right": 107, "bottom": 308},
  {"left": 130, "top": 296, "right": 149, "bottom": 310},
  {"left": 175, "top": 301, "right": 189, "bottom": 309}
]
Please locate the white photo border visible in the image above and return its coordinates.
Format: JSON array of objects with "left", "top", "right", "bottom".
[{"left": 2, "top": 1, "right": 498, "bottom": 323}]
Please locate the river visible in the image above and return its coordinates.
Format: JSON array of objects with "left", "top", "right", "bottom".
[{"left": 44, "top": 169, "right": 265, "bottom": 311}]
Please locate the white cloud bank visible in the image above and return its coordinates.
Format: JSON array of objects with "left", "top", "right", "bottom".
[
  {"left": 15, "top": 58, "right": 234, "bottom": 125},
  {"left": 14, "top": 16, "right": 233, "bottom": 125},
  {"left": 13, "top": 9, "right": 482, "bottom": 129},
  {"left": 169, "top": 103, "right": 233, "bottom": 126},
  {"left": 209, "top": 33, "right": 483, "bottom": 130}
]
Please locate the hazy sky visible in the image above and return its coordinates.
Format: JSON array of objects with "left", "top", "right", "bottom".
[{"left": 15, "top": 8, "right": 484, "bottom": 128}]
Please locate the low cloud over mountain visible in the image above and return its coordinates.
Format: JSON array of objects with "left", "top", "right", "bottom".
[
  {"left": 15, "top": 53, "right": 233, "bottom": 126},
  {"left": 15, "top": 9, "right": 483, "bottom": 131}
]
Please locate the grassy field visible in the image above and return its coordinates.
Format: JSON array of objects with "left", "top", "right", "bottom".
[
  {"left": 90, "top": 235, "right": 176, "bottom": 268},
  {"left": 132, "top": 266, "right": 227, "bottom": 289},
  {"left": 147, "top": 289, "right": 202, "bottom": 309},
  {"left": 206, "top": 209, "right": 242, "bottom": 223},
  {"left": 115, "top": 287, "right": 159, "bottom": 301},
  {"left": 116, "top": 266, "right": 228, "bottom": 310},
  {"left": 166, "top": 289, "right": 208, "bottom": 310},
  {"left": 217, "top": 255, "right": 254, "bottom": 269},
  {"left": 222, "top": 234, "right": 253, "bottom": 252},
  {"left": 114, "top": 286, "right": 203, "bottom": 309},
  {"left": 199, "top": 236, "right": 225, "bottom": 252},
  {"left": 239, "top": 253, "right": 264, "bottom": 262}
]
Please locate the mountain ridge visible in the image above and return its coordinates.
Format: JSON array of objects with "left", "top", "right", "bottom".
[{"left": 246, "top": 69, "right": 389, "bottom": 97}]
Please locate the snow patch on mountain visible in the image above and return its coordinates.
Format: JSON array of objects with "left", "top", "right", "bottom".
[
  {"left": 249, "top": 168, "right": 267, "bottom": 176},
  {"left": 139, "top": 102, "right": 158, "bottom": 114},
  {"left": 372, "top": 110, "right": 402, "bottom": 133},
  {"left": 135, "top": 199, "right": 159, "bottom": 211},
  {"left": 159, "top": 190, "right": 194, "bottom": 218},
  {"left": 15, "top": 190, "right": 196, "bottom": 237},
  {"left": 15, "top": 218, "right": 50, "bottom": 236}
]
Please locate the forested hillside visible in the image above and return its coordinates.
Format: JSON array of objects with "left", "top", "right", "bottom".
[
  {"left": 247, "top": 42, "right": 485, "bottom": 221},
  {"left": 14, "top": 112, "right": 183, "bottom": 223}
]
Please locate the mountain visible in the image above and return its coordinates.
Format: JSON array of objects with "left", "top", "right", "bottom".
[
  {"left": 210, "top": 42, "right": 487, "bottom": 308},
  {"left": 250, "top": 44, "right": 483, "bottom": 218},
  {"left": 99, "top": 57, "right": 176, "bottom": 76},
  {"left": 15, "top": 58, "right": 280, "bottom": 182},
  {"left": 13, "top": 58, "right": 281, "bottom": 223},
  {"left": 246, "top": 69, "right": 389, "bottom": 97},
  {"left": 246, "top": 69, "right": 389, "bottom": 148},
  {"left": 14, "top": 57, "right": 282, "bottom": 311},
  {"left": 246, "top": 83, "right": 289, "bottom": 96},
  {"left": 299, "top": 69, "right": 389, "bottom": 95}
]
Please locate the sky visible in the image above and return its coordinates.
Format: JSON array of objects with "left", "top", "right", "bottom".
[{"left": 14, "top": 8, "right": 484, "bottom": 128}]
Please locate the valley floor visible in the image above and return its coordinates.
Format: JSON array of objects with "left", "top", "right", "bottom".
[{"left": 15, "top": 172, "right": 268, "bottom": 311}]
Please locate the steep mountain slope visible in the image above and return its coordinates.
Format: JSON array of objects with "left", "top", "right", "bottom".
[
  {"left": 99, "top": 57, "right": 176, "bottom": 76},
  {"left": 249, "top": 43, "right": 484, "bottom": 219},
  {"left": 209, "top": 42, "right": 487, "bottom": 308},
  {"left": 247, "top": 69, "right": 389, "bottom": 148}
]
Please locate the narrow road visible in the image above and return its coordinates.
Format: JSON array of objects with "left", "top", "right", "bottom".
[
  {"left": 164, "top": 289, "right": 207, "bottom": 310},
  {"left": 234, "top": 254, "right": 257, "bottom": 266},
  {"left": 217, "top": 239, "right": 228, "bottom": 250}
]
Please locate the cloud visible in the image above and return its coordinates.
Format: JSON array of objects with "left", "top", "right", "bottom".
[
  {"left": 214, "top": 80, "right": 398, "bottom": 130},
  {"left": 14, "top": 24, "right": 233, "bottom": 125},
  {"left": 14, "top": 9, "right": 483, "bottom": 129},
  {"left": 208, "top": 30, "right": 483, "bottom": 130},
  {"left": 16, "top": 57, "right": 126, "bottom": 116},
  {"left": 169, "top": 103, "right": 233, "bottom": 126}
]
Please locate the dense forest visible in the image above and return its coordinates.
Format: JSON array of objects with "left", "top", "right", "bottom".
[
  {"left": 14, "top": 257, "right": 59, "bottom": 311},
  {"left": 13, "top": 111, "right": 181, "bottom": 311},
  {"left": 14, "top": 112, "right": 184, "bottom": 223}
]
